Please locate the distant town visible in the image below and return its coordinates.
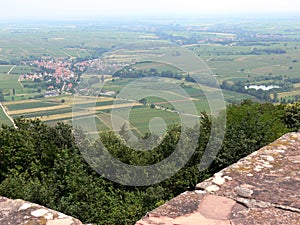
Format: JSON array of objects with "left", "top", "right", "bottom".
[{"left": 18, "top": 57, "right": 130, "bottom": 97}]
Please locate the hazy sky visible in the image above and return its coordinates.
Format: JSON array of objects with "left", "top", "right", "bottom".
[{"left": 1, "top": 0, "right": 300, "bottom": 20}]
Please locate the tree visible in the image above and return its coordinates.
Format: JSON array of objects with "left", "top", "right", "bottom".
[
  {"left": 284, "top": 101, "right": 300, "bottom": 130},
  {"left": 0, "top": 102, "right": 292, "bottom": 225},
  {"left": 0, "top": 90, "right": 4, "bottom": 101},
  {"left": 139, "top": 98, "right": 147, "bottom": 105},
  {"left": 119, "top": 123, "right": 130, "bottom": 142},
  {"left": 273, "top": 92, "right": 278, "bottom": 102}
]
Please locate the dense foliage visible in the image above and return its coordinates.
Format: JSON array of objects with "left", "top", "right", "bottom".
[
  {"left": 113, "top": 66, "right": 183, "bottom": 80},
  {"left": 0, "top": 100, "right": 297, "bottom": 224},
  {"left": 284, "top": 101, "right": 300, "bottom": 130},
  {"left": 220, "top": 75, "right": 299, "bottom": 102}
]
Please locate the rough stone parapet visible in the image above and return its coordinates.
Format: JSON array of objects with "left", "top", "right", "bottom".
[
  {"left": 0, "top": 196, "right": 92, "bottom": 225},
  {"left": 136, "top": 132, "right": 300, "bottom": 224}
]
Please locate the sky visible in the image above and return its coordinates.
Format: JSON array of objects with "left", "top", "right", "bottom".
[{"left": 1, "top": 0, "right": 300, "bottom": 20}]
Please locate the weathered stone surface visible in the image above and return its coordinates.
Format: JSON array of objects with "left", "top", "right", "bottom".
[
  {"left": 146, "top": 191, "right": 206, "bottom": 219},
  {"left": 136, "top": 132, "right": 300, "bottom": 224},
  {"left": 231, "top": 207, "right": 300, "bottom": 225},
  {"left": 0, "top": 197, "right": 92, "bottom": 225},
  {"left": 198, "top": 195, "right": 236, "bottom": 220},
  {"left": 211, "top": 132, "right": 300, "bottom": 210}
]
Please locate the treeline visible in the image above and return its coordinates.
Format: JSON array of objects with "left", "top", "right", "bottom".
[
  {"left": 0, "top": 100, "right": 299, "bottom": 224},
  {"left": 221, "top": 80, "right": 275, "bottom": 101},
  {"left": 113, "top": 66, "right": 182, "bottom": 80},
  {"left": 220, "top": 74, "right": 300, "bottom": 102},
  {"left": 0, "top": 60, "right": 9, "bottom": 65},
  {"left": 223, "top": 48, "right": 287, "bottom": 56},
  {"left": 248, "top": 48, "right": 286, "bottom": 55},
  {"left": 113, "top": 67, "right": 219, "bottom": 88},
  {"left": 73, "top": 47, "right": 110, "bottom": 62}
]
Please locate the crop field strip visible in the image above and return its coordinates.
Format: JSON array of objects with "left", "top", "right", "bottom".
[
  {"left": 4, "top": 96, "right": 114, "bottom": 108},
  {"left": 8, "top": 104, "right": 71, "bottom": 115},
  {"left": 5, "top": 97, "right": 142, "bottom": 123},
  {"left": 5, "top": 101, "right": 60, "bottom": 111},
  {"left": 8, "top": 101, "right": 126, "bottom": 117}
]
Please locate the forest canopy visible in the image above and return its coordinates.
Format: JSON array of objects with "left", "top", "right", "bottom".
[{"left": 0, "top": 100, "right": 299, "bottom": 225}]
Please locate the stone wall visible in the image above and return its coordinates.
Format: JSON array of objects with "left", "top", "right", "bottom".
[
  {"left": 136, "top": 132, "right": 300, "bottom": 225},
  {"left": 0, "top": 196, "right": 91, "bottom": 225}
]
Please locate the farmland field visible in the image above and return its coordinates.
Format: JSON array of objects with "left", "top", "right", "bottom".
[
  {"left": 190, "top": 41, "right": 300, "bottom": 80},
  {"left": 0, "top": 105, "right": 12, "bottom": 126},
  {"left": 1, "top": 19, "right": 300, "bottom": 133},
  {"left": 0, "top": 65, "right": 13, "bottom": 73},
  {"left": 5, "top": 101, "right": 60, "bottom": 111},
  {"left": 128, "top": 106, "right": 181, "bottom": 134},
  {"left": 3, "top": 92, "right": 201, "bottom": 136},
  {"left": 133, "top": 61, "right": 182, "bottom": 73},
  {"left": 0, "top": 73, "right": 22, "bottom": 89},
  {"left": 0, "top": 28, "right": 157, "bottom": 62},
  {"left": 72, "top": 116, "right": 110, "bottom": 132},
  {"left": 97, "top": 106, "right": 186, "bottom": 135}
]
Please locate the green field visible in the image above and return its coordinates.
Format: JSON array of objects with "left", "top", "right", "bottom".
[
  {"left": 128, "top": 107, "right": 181, "bottom": 134},
  {"left": 0, "top": 106, "right": 12, "bottom": 126},
  {"left": 0, "top": 27, "right": 157, "bottom": 62},
  {"left": 133, "top": 61, "right": 182, "bottom": 73},
  {"left": 191, "top": 42, "right": 300, "bottom": 81},
  {"left": 72, "top": 115, "right": 110, "bottom": 132},
  {"left": 3, "top": 95, "right": 185, "bottom": 136},
  {"left": 0, "top": 73, "right": 22, "bottom": 89},
  {"left": 76, "top": 100, "right": 115, "bottom": 108},
  {"left": 3, "top": 93, "right": 200, "bottom": 136},
  {"left": 5, "top": 101, "right": 59, "bottom": 111},
  {"left": 0, "top": 65, "right": 13, "bottom": 73},
  {"left": 97, "top": 106, "right": 187, "bottom": 135},
  {"left": 11, "top": 107, "right": 73, "bottom": 118},
  {"left": 10, "top": 66, "right": 37, "bottom": 74}
]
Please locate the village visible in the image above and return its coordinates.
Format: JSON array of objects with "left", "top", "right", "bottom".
[{"left": 18, "top": 57, "right": 130, "bottom": 97}]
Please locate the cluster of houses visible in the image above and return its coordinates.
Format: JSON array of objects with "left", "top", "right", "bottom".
[
  {"left": 31, "top": 59, "right": 81, "bottom": 79},
  {"left": 19, "top": 58, "right": 86, "bottom": 97},
  {"left": 18, "top": 57, "right": 130, "bottom": 97},
  {"left": 19, "top": 73, "right": 43, "bottom": 81}
]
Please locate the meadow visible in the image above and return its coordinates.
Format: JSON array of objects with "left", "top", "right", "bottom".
[
  {"left": 0, "top": 74, "right": 22, "bottom": 90},
  {"left": 0, "top": 105, "right": 12, "bottom": 126},
  {"left": 193, "top": 44, "right": 300, "bottom": 81}
]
